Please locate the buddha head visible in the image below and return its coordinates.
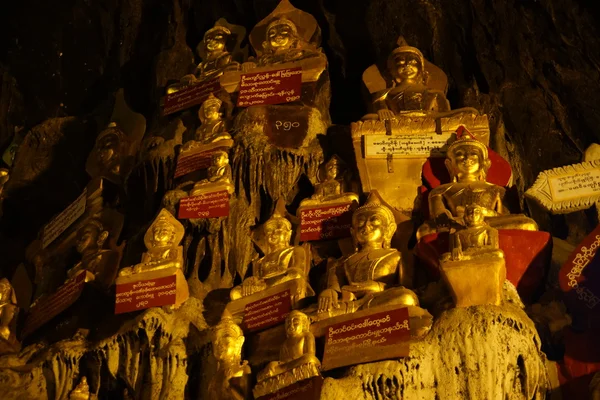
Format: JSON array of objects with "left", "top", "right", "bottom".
[
  {"left": 203, "top": 25, "right": 231, "bottom": 55},
  {"left": 445, "top": 128, "right": 490, "bottom": 183},
  {"left": 264, "top": 18, "right": 299, "bottom": 53},
  {"left": 285, "top": 310, "right": 309, "bottom": 338},
  {"left": 211, "top": 150, "right": 229, "bottom": 168},
  {"left": 351, "top": 192, "right": 396, "bottom": 250},
  {"left": 95, "top": 123, "right": 125, "bottom": 169},
  {"left": 75, "top": 219, "right": 108, "bottom": 256},
  {"left": 323, "top": 155, "right": 343, "bottom": 181},
  {"left": 388, "top": 46, "right": 426, "bottom": 85},
  {"left": 212, "top": 311, "right": 244, "bottom": 364},
  {"left": 151, "top": 219, "right": 176, "bottom": 248},
  {"left": 463, "top": 204, "right": 485, "bottom": 227},
  {"left": 144, "top": 209, "right": 184, "bottom": 250},
  {"left": 263, "top": 209, "right": 292, "bottom": 252},
  {"left": 199, "top": 94, "right": 223, "bottom": 124}
]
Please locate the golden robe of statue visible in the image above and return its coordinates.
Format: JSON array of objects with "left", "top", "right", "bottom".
[
  {"left": 299, "top": 155, "right": 358, "bottom": 207},
  {"left": 189, "top": 150, "right": 234, "bottom": 197}
]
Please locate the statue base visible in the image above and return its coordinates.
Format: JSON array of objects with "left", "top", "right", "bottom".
[
  {"left": 253, "top": 364, "right": 320, "bottom": 398},
  {"left": 440, "top": 254, "right": 505, "bottom": 307},
  {"left": 115, "top": 267, "right": 189, "bottom": 314}
]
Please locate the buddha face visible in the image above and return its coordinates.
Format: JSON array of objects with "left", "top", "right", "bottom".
[
  {"left": 449, "top": 145, "right": 483, "bottom": 177},
  {"left": 267, "top": 22, "right": 296, "bottom": 51},
  {"left": 213, "top": 332, "right": 243, "bottom": 362},
  {"left": 151, "top": 222, "right": 175, "bottom": 247},
  {"left": 464, "top": 206, "right": 484, "bottom": 226},
  {"left": 393, "top": 52, "right": 422, "bottom": 82},
  {"left": 353, "top": 210, "right": 387, "bottom": 247},
  {"left": 96, "top": 133, "right": 120, "bottom": 166},
  {"left": 264, "top": 219, "right": 291, "bottom": 249},
  {"left": 325, "top": 161, "right": 340, "bottom": 180},
  {"left": 286, "top": 312, "right": 306, "bottom": 337},
  {"left": 204, "top": 30, "right": 227, "bottom": 53},
  {"left": 76, "top": 224, "right": 102, "bottom": 254},
  {"left": 202, "top": 101, "right": 221, "bottom": 121},
  {"left": 212, "top": 151, "right": 228, "bottom": 168}
]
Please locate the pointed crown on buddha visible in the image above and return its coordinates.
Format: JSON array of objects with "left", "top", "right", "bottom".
[
  {"left": 447, "top": 126, "right": 488, "bottom": 160},
  {"left": 213, "top": 309, "right": 243, "bottom": 340},
  {"left": 263, "top": 205, "right": 292, "bottom": 231}
]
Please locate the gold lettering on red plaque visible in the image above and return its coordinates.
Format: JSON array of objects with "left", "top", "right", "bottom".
[
  {"left": 299, "top": 202, "right": 354, "bottom": 242},
  {"left": 115, "top": 274, "right": 177, "bottom": 314},
  {"left": 237, "top": 68, "right": 302, "bottom": 107},
  {"left": 178, "top": 190, "right": 230, "bottom": 219},
  {"left": 257, "top": 376, "right": 324, "bottom": 400},
  {"left": 322, "top": 307, "right": 411, "bottom": 370},
  {"left": 243, "top": 289, "right": 291, "bottom": 332},
  {"left": 163, "top": 78, "right": 221, "bottom": 116}
]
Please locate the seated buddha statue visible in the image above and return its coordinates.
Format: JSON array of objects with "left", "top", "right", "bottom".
[
  {"left": 181, "top": 95, "right": 232, "bottom": 153},
  {"left": 118, "top": 209, "right": 184, "bottom": 277},
  {"left": 167, "top": 24, "right": 239, "bottom": 94},
  {"left": 230, "top": 207, "right": 313, "bottom": 301},
  {"left": 189, "top": 150, "right": 234, "bottom": 196},
  {"left": 417, "top": 128, "right": 538, "bottom": 240},
  {"left": 0, "top": 278, "right": 17, "bottom": 341},
  {"left": 373, "top": 43, "right": 450, "bottom": 120},
  {"left": 299, "top": 155, "right": 358, "bottom": 207},
  {"left": 441, "top": 204, "right": 504, "bottom": 262},
  {"left": 66, "top": 219, "right": 121, "bottom": 287},
  {"left": 256, "top": 311, "right": 320, "bottom": 383},
  {"left": 317, "top": 192, "right": 418, "bottom": 318},
  {"left": 86, "top": 122, "right": 131, "bottom": 185},
  {"left": 209, "top": 311, "right": 251, "bottom": 400}
]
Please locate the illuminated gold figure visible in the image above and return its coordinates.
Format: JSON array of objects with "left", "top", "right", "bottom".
[
  {"left": 299, "top": 156, "right": 358, "bottom": 207},
  {"left": 69, "top": 377, "right": 91, "bottom": 400},
  {"left": 0, "top": 278, "right": 17, "bottom": 341},
  {"left": 66, "top": 219, "right": 115, "bottom": 281},
  {"left": 194, "top": 94, "right": 232, "bottom": 144},
  {"left": 318, "top": 192, "right": 418, "bottom": 317},
  {"left": 209, "top": 311, "right": 251, "bottom": 400},
  {"left": 86, "top": 123, "right": 130, "bottom": 184},
  {"left": 230, "top": 207, "right": 312, "bottom": 301},
  {"left": 257, "top": 311, "right": 320, "bottom": 382},
  {"left": 417, "top": 129, "right": 538, "bottom": 240},
  {"left": 189, "top": 150, "right": 234, "bottom": 197},
  {"left": 375, "top": 44, "right": 450, "bottom": 119},
  {"left": 256, "top": 18, "right": 320, "bottom": 67},
  {"left": 118, "top": 209, "right": 184, "bottom": 277}
]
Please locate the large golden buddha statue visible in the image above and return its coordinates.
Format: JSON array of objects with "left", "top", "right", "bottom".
[
  {"left": 254, "top": 311, "right": 320, "bottom": 397},
  {"left": 299, "top": 155, "right": 358, "bottom": 207},
  {"left": 317, "top": 192, "right": 418, "bottom": 318},
  {"left": 209, "top": 311, "right": 251, "bottom": 400},
  {"left": 254, "top": 17, "right": 320, "bottom": 67},
  {"left": 118, "top": 209, "right": 184, "bottom": 277},
  {"left": 230, "top": 205, "right": 312, "bottom": 301},
  {"left": 167, "top": 23, "right": 239, "bottom": 94},
  {"left": 373, "top": 42, "right": 450, "bottom": 120},
  {"left": 417, "top": 128, "right": 538, "bottom": 240}
]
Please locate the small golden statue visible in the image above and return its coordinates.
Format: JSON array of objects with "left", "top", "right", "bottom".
[
  {"left": 69, "top": 377, "right": 91, "bottom": 400},
  {"left": 417, "top": 128, "right": 538, "bottom": 240},
  {"left": 299, "top": 155, "right": 358, "bottom": 207},
  {"left": 317, "top": 192, "right": 418, "bottom": 318},
  {"left": 0, "top": 278, "right": 17, "bottom": 342},
  {"left": 374, "top": 41, "right": 450, "bottom": 120},
  {"left": 86, "top": 123, "right": 132, "bottom": 184},
  {"left": 118, "top": 209, "right": 184, "bottom": 277},
  {"left": 230, "top": 204, "right": 313, "bottom": 301},
  {"left": 65, "top": 219, "right": 120, "bottom": 286},
  {"left": 189, "top": 150, "right": 234, "bottom": 197},
  {"left": 195, "top": 94, "right": 232, "bottom": 144},
  {"left": 209, "top": 311, "right": 251, "bottom": 400},
  {"left": 441, "top": 204, "right": 503, "bottom": 262},
  {"left": 167, "top": 23, "right": 239, "bottom": 94},
  {"left": 254, "top": 311, "right": 320, "bottom": 397}
]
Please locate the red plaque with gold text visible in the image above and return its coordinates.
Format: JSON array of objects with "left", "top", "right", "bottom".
[
  {"left": 299, "top": 202, "right": 354, "bottom": 242},
  {"left": 22, "top": 270, "right": 87, "bottom": 336},
  {"left": 321, "top": 307, "right": 411, "bottom": 370},
  {"left": 163, "top": 78, "right": 220, "bottom": 116},
  {"left": 257, "top": 376, "right": 324, "bottom": 400},
  {"left": 178, "top": 191, "right": 230, "bottom": 219},
  {"left": 243, "top": 289, "right": 292, "bottom": 332},
  {"left": 174, "top": 150, "right": 215, "bottom": 178},
  {"left": 115, "top": 274, "right": 177, "bottom": 314},
  {"left": 559, "top": 224, "right": 600, "bottom": 316},
  {"left": 237, "top": 68, "right": 302, "bottom": 107}
]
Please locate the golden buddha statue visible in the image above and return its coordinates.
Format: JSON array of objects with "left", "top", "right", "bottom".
[
  {"left": 86, "top": 122, "right": 131, "bottom": 184},
  {"left": 69, "top": 377, "right": 90, "bottom": 400},
  {"left": 254, "top": 18, "right": 320, "bottom": 67},
  {"left": 417, "top": 128, "right": 538, "bottom": 240},
  {"left": 65, "top": 219, "right": 119, "bottom": 286},
  {"left": 374, "top": 43, "right": 450, "bottom": 120},
  {"left": 209, "top": 311, "right": 251, "bottom": 400},
  {"left": 317, "top": 192, "right": 418, "bottom": 318},
  {"left": 189, "top": 150, "right": 234, "bottom": 197},
  {"left": 299, "top": 155, "right": 358, "bottom": 207},
  {"left": 441, "top": 205, "right": 504, "bottom": 262},
  {"left": 257, "top": 311, "right": 320, "bottom": 381},
  {"left": 167, "top": 24, "right": 239, "bottom": 94},
  {"left": 230, "top": 206, "right": 313, "bottom": 301},
  {"left": 0, "top": 278, "right": 17, "bottom": 341},
  {"left": 181, "top": 95, "right": 232, "bottom": 154},
  {"left": 118, "top": 209, "right": 184, "bottom": 277}
]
